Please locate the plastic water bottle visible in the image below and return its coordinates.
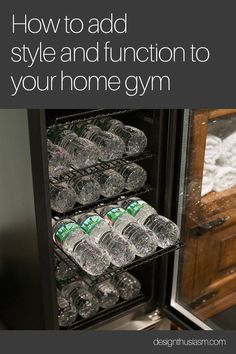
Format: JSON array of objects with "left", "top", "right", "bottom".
[
  {"left": 52, "top": 219, "right": 110, "bottom": 276},
  {"left": 74, "top": 212, "right": 135, "bottom": 267},
  {"left": 61, "top": 280, "right": 99, "bottom": 319},
  {"left": 69, "top": 175, "right": 101, "bottom": 205},
  {"left": 97, "top": 205, "right": 158, "bottom": 257},
  {"left": 57, "top": 290, "right": 78, "bottom": 327},
  {"left": 94, "top": 280, "right": 119, "bottom": 309},
  {"left": 50, "top": 183, "right": 77, "bottom": 213},
  {"left": 55, "top": 260, "right": 77, "bottom": 282},
  {"left": 121, "top": 197, "right": 179, "bottom": 248},
  {"left": 47, "top": 140, "right": 71, "bottom": 178},
  {"left": 114, "top": 272, "right": 141, "bottom": 300},
  {"left": 96, "top": 169, "right": 125, "bottom": 197},
  {"left": 106, "top": 119, "right": 147, "bottom": 155},
  {"left": 77, "top": 124, "right": 125, "bottom": 161},
  {"left": 52, "top": 129, "right": 99, "bottom": 168},
  {"left": 116, "top": 163, "right": 147, "bottom": 190}
]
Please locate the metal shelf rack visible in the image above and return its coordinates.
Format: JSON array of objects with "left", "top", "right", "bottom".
[
  {"left": 50, "top": 108, "right": 138, "bottom": 127},
  {"left": 51, "top": 184, "right": 153, "bottom": 217},
  {"left": 54, "top": 240, "right": 184, "bottom": 287},
  {"left": 66, "top": 294, "right": 146, "bottom": 330},
  {"left": 50, "top": 150, "right": 153, "bottom": 183}
]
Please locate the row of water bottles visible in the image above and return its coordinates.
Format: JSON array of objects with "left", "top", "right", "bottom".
[
  {"left": 50, "top": 163, "right": 147, "bottom": 213},
  {"left": 52, "top": 197, "right": 179, "bottom": 276},
  {"left": 57, "top": 270, "right": 141, "bottom": 327},
  {"left": 47, "top": 118, "right": 148, "bottom": 176}
]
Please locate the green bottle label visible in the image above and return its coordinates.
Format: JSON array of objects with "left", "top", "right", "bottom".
[
  {"left": 95, "top": 117, "right": 110, "bottom": 129},
  {"left": 74, "top": 122, "right": 88, "bottom": 136},
  {"left": 79, "top": 215, "right": 102, "bottom": 235},
  {"left": 47, "top": 126, "right": 61, "bottom": 143},
  {"left": 104, "top": 207, "right": 125, "bottom": 225},
  {"left": 126, "top": 200, "right": 146, "bottom": 217},
  {"left": 55, "top": 222, "right": 79, "bottom": 244}
]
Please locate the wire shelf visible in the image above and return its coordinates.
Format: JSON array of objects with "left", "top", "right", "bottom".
[
  {"left": 65, "top": 294, "right": 146, "bottom": 330},
  {"left": 54, "top": 246, "right": 147, "bottom": 330},
  {"left": 54, "top": 240, "right": 184, "bottom": 287},
  {"left": 50, "top": 150, "right": 153, "bottom": 183},
  {"left": 51, "top": 184, "right": 153, "bottom": 217},
  {"left": 54, "top": 246, "right": 88, "bottom": 280},
  {"left": 50, "top": 109, "right": 137, "bottom": 128}
]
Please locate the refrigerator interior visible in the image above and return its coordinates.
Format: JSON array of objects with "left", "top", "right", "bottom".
[{"left": 45, "top": 109, "right": 182, "bottom": 330}]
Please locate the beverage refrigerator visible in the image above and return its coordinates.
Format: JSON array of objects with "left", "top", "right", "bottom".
[{"left": 0, "top": 108, "right": 236, "bottom": 330}]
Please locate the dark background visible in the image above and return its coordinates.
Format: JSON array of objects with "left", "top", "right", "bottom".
[{"left": 0, "top": 0, "right": 235, "bottom": 107}]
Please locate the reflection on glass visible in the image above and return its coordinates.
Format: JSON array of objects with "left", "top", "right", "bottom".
[
  {"left": 202, "top": 116, "right": 236, "bottom": 196},
  {"left": 172, "top": 110, "right": 236, "bottom": 330}
]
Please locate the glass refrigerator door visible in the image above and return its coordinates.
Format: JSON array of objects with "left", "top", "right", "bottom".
[{"left": 171, "top": 109, "right": 236, "bottom": 330}]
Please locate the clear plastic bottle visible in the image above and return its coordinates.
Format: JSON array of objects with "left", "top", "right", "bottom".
[
  {"left": 96, "top": 169, "right": 125, "bottom": 197},
  {"left": 77, "top": 124, "right": 125, "bottom": 161},
  {"left": 52, "top": 129, "right": 99, "bottom": 168},
  {"left": 61, "top": 280, "right": 99, "bottom": 319},
  {"left": 114, "top": 272, "right": 141, "bottom": 300},
  {"left": 55, "top": 260, "right": 77, "bottom": 282},
  {"left": 47, "top": 140, "right": 71, "bottom": 178},
  {"left": 116, "top": 163, "right": 147, "bottom": 190},
  {"left": 50, "top": 183, "right": 77, "bottom": 213},
  {"left": 69, "top": 175, "right": 101, "bottom": 205},
  {"left": 94, "top": 280, "right": 119, "bottom": 309},
  {"left": 52, "top": 219, "right": 110, "bottom": 276},
  {"left": 106, "top": 119, "right": 147, "bottom": 155},
  {"left": 57, "top": 290, "right": 78, "bottom": 327},
  {"left": 74, "top": 212, "right": 135, "bottom": 267},
  {"left": 121, "top": 197, "right": 179, "bottom": 248},
  {"left": 97, "top": 205, "right": 158, "bottom": 257}
]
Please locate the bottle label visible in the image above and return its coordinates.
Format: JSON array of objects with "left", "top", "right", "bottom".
[
  {"left": 103, "top": 207, "right": 125, "bottom": 225},
  {"left": 54, "top": 222, "right": 79, "bottom": 245},
  {"left": 79, "top": 215, "right": 102, "bottom": 235},
  {"left": 95, "top": 117, "right": 111, "bottom": 129},
  {"left": 47, "top": 127, "right": 58, "bottom": 143},
  {"left": 47, "top": 126, "right": 65, "bottom": 144},
  {"left": 74, "top": 122, "right": 88, "bottom": 136},
  {"left": 126, "top": 200, "right": 146, "bottom": 217}
]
